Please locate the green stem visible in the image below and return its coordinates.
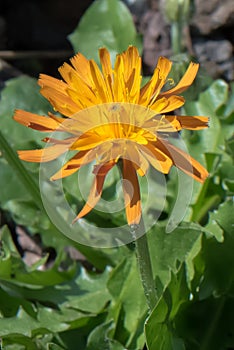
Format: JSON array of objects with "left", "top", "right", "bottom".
[
  {"left": 171, "top": 21, "right": 182, "bottom": 55},
  {"left": 131, "top": 218, "right": 158, "bottom": 311},
  {"left": 0, "top": 131, "right": 44, "bottom": 211}
]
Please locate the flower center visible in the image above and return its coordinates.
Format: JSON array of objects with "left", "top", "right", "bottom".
[{"left": 91, "top": 123, "right": 156, "bottom": 145}]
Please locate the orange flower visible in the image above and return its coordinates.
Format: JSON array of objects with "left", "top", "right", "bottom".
[{"left": 14, "top": 46, "right": 209, "bottom": 225}]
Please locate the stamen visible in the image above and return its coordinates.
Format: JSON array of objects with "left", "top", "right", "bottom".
[{"left": 167, "top": 78, "right": 175, "bottom": 86}]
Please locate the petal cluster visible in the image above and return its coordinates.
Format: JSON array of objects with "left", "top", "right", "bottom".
[{"left": 14, "top": 46, "right": 209, "bottom": 225}]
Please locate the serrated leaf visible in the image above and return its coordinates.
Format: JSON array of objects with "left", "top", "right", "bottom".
[
  {"left": 68, "top": 0, "right": 142, "bottom": 63},
  {"left": 0, "top": 266, "right": 111, "bottom": 346},
  {"left": 1, "top": 335, "right": 37, "bottom": 350},
  {"left": 0, "top": 226, "right": 76, "bottom": 287},
  {"left": 204, "top": 214, "right": 224, "bottom": 242},
  {"left": 87, "top": 320, "right": 125, "bottom": 350},
  {"left": 62, "top": 267, "right": 111, "bottom": 314},
  {"left": 1, "top": 265, "right": 110, "bottom": 316},
  {"left": 0, "top": 307, "right": 43, "bottom": 337},
  {"left": 148, "top": 223, "right": 202, "bottom": 288},
  {"left": 199, "top": 200, "right": 234, "bottom": 298},
  {"left": 210, "top": 199, "right": 234, "bottom": 234}
]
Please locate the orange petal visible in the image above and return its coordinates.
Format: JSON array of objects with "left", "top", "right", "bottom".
[
  {"left": 70, "top": 132, "right": 105, "bottom": 151},
  {"left": 99, "top": 48, "right": 114, "bottom": 101},
  {"left": 99, "top": 48, "right": 113, "bottom": 78},
  {"left": 121, "top": 46, "right": 141, "bottom": 82},
  {"left": 167, "top": 115, "right": 209, "bottom": 130},
  {"left": 126, "top": 145, "right": 149, "bottom": 176},
  {"left": 38, "top": 73, "right": 67, "bottom": 92},
  {"left": 40, "top": 88, "right": 79, "bottom": 117},
  {"left": 140, "top": 57, "right": 172, "bottom": 105},
  {"left": 140, "top": 68, "right": 160, "bottom": 106},
  {"left": 125, "top": 64, "right": 142, "bottom": 103},
  {"left": 150, "top": 95, "right": 185, "bottom": 114},
  {"left": 144, "top": 115, "right": 208, "bottom": 133},
  {"left": 13, "top": 110, "right": 63, "bottom": 132},
  {"left": 89, "top": 59, "right": 110, "bottom": 102},
  {"left": 39, "top": 74, "right": 80, "bottom": 117},
  {"left": 122, "top": 47, "right": 142, "bottom": 102},
  {"left": 140, "top": 142, "right": 173, "bottom": 174},
  {"left": 50, "top": 149, "right": 96, "bottom": 180},
  {"left": 73, "top": 161, "right": 115, "bottom": 222},
  {"left": 70, "top": 52, "right": 94, "bottom": 87},
  {"left": 160, "top": 62, "right": 199, "bottom": 98},
  {"left": 59, "top": 62, "right": 99, "bottom": 108},
  {"left": 122, "top": 159, "right": 141, "bottom": 225},
  {"left": 142, "top": 115, "right": 180, "bottom": 133},
  {"left": 156, "top": 138, "right": 209, "bottom": 182},
  {"left": 113, "top": 54, "right": 126, "bottom": 101},
  {"left": 58, "top": 62, "right": 78, "bottom": 86},
  {"left": 18, "top": 144, "right": 69, "bottom": 163}
]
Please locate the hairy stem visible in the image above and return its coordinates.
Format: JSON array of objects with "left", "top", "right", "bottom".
[{"left": 131, "top": 218, "right": 158, "bottom": 311}]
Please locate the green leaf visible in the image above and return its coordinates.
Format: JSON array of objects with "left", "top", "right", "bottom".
[
  {"left": 0, "top": 76, "right": 49, "bottom": 214},
  {"left": 225, "top": 136, "right": 234, "bottom": 158},
  {"left": 204, "top": 214, "right": 224, "bottom": 242},
  {"left": 69, "top": 0, "right": 142, "bottom": 63},
  {"left": 217, "top": 81, "right": 234, "bottom": 122},
  {"left": 0, "top": 76, "right": 48, "bottom": 211},
  {"left": 0, "top": 241, "right": 111, "bottom": 314},
  {"left": 199, "top": 200, "right": 234, "bottom": 299},
  {"left": 0, "top": 158, "right": 30, "bottom": 204},
  {"left": 0, "top": 307, "right": 42, "bottom": 338},
  {"left": 0, "top": 287, "right": 21, "bottom": 317},
  {"left": 61, "top": 267, "right": 111, "bottom": 314},
  {"left": 1, "top": 335, "right": 37, "bottom": 350},
  {"left": 183, "top": 79, "right": 234, "bottom": 158},
  {"left": 181, "top": 80, "right": 234, "bottom": 220},
  {"left": 87, "top": 320, "right": 125, "bottom": 350},
  {"left": 145, "top": 265, "right": 188, "bottom": 350},
  {"left": 0, "top": 257, "right": 111, "bottom": 346},
  {"left": 0, "top": 76, "right": 52, "bottom": 150},
  {"left": 107, "top": 254, "right": 147, "bottom": 349},
  {"left": 148, "top": 223, "right": 202, "bottom": 288},
  {"left": 210, "top": 199, "right": 234, "bottom": 234},
  {"left": 47, "top": 344, "right": 65, "bottom": 350},
  {"left": 3, "top": 199, "right": 50, "bottom": 232},
  {"left": 0, "top": 226, "right": 76, "bottom": 287}
]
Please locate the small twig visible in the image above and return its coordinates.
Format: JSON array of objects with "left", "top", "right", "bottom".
[{"left": 0, "top": 50, "right": 73, "bottom": 60}]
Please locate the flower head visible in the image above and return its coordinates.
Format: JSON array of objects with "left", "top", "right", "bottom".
[{"left": 14, "top": 46, "right": 208, "bottom": 225}]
